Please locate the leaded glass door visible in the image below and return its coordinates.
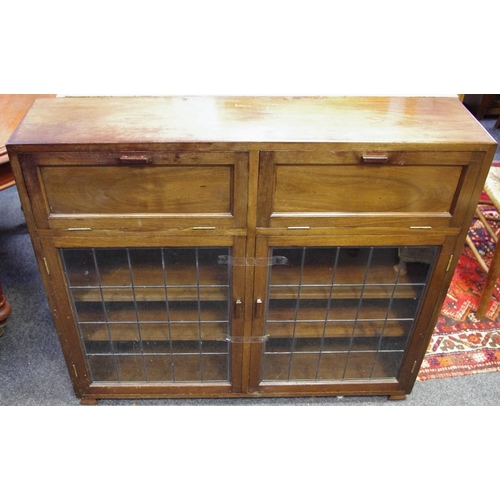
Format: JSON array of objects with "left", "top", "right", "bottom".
[
  {"left": 250, "top": 237, "right": 444, "bottom": 393},
  {"left": 49, "top": 237, "right": 246, "bottom": 397}
]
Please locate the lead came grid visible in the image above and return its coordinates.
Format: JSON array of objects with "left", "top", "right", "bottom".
[
  {"left": 262, "top": 246, "right": 437, "bottom": 382},
  {"left": 61, "top": 247, "right": 231, "bottom": 383}
]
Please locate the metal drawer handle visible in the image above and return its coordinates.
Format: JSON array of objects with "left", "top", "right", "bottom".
[
  {"left": 118, "top": 155, "right": 151, "bottom": 165},
  {"left": 362, "top": 154, "right": 389, "bottom": 164}
]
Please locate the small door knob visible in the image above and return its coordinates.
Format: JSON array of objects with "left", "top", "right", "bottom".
[
  {"left": 234, "top": 299, "right": 242, "bottom": 319},
  {"left": 255, "top": 299, "right": 263, "bottom": 318}
]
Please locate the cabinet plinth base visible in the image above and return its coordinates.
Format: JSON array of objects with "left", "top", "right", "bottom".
[
  {"left": 80, "top": 397, "right": 99, "bottom": 405},
  {"left": 76, "top": 389, "right": 411, "bottom": 403},
  {"left": 388, "top": 394, "right": 407, "bottom": 401}
]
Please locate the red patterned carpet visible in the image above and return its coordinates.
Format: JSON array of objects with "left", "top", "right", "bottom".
[{"left": 418, "top": 162, "right": 500, "bottom": 380}]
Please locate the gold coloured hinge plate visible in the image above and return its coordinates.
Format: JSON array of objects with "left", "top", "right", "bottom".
[
  {"left": 43, "top": 257, "right": 50, "bottom": 275},
  {"left": 446, "top": 254, "right": 454, "bottom": 272}
]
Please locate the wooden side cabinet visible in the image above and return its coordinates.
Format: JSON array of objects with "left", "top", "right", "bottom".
[{"left": 6, "top": 96, "right": 497, "bottom": 403}]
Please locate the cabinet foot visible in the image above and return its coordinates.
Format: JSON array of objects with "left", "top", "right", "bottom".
[
  {"left": 388, "top": 394, "right": 406, "bottom": 401},
  {"left": 80, "top": 397, "right": 98, "bottom": 405}
]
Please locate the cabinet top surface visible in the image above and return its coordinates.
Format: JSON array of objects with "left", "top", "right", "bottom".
[{"left": 7, "top": 96, "right": 497, "bottom": 148}]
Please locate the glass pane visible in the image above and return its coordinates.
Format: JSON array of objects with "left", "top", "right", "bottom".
[
  {"left": 372, "top": 351, "right": 405, "bottom": 378},
  {"left": 61, "top": 246, "right": 231, "bottom": 384},
  {"left": 95, "top": 249, "right": 131, "bottom": 287},
  {"left": 262, "top": 353, "right": 291, "bottom": 381},
  {"left": 173, "top": 355, "right": 202, "bottom": 381},
  {"left": 74, "top": 301, "right": 106, "bottom": 323},
  {"left": 343, "top": 352, "right": 377, "bottom": 379},
  {"left": 144, "top": 355, "right": 174, "bottom": 381},
  {"left": 289, "top": 353, "right": 319, "bottom": 380},
  {"left": 109, "top": 324, "right": 141, "bottom": 353},
  {"left": 262, "top": 245, "right": 437, "bottom": 383},
  {"left": 87, "top": 355, "right": 118, "bottom": 382},
  {"left": 164, "top": 249, "right": 197, "bottom": 285},
  {"left": 199, "top": 248, "right": 229, "bottom": 286},
  {"left": 136, "top": 300, "right": 167, "bottom": 322},
  {"left": 63, "top": 249, "right": 98, "bottom": 287},
  {"left": 202, "top": 354, "right": 229, "bottom": 381},
  {"left": 129, "top": 249, "right": 165, "bottom": 287}
]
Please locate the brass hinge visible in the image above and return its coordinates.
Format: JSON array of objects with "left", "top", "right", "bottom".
[
  {"left": 446, "top": 254, "right": 454, "bottom": 272},
  {"left": 72, "top": 364, "right": 78, "bottom": 378},
  {"left": 43, "top": 257, "right": 50, "bottom": 275}
]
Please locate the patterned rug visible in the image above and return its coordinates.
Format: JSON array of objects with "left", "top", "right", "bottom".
[{"left": 418, "top": 162, "right": 500, "bottom": 380}]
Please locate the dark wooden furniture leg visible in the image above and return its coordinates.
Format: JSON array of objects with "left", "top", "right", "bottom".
[
  {"left": 0, "top": 95, "right": 56, "bottom": 336},
  {"left": 0, "top": 282, "right": 12, "bottom": 336},
  {"left": 476, "top": 95, "right": 496, "bottom": 120}
]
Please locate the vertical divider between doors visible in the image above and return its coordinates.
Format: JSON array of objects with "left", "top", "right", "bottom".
[
  {"left": 238, "top": 149, "right": 260, "bottom": 393},
  {"left": 230, "top": 236, "right": 248, "bottom": 393},
  {"left": 247, "top": 236, "right": 270, "bottom": 392}
]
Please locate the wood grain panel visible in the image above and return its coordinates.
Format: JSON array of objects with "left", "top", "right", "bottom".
[
  {"left": 19, "top": 150, "right": 249, "bottom": 229},
  {"left": 41, "top": 165, "right": 232, "bottom": 215},
  {"left": 273, "top": 164, "right": 463, "bottom": 214}
]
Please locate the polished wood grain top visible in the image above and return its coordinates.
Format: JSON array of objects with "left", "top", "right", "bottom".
[{"left": 7, "top": 96, "right": 497, "bottom": 148}]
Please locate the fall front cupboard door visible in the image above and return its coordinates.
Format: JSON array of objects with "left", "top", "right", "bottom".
[
  {"left": 20, "top": 151, "right": 249, "bottom": 231},
  {"left": 248, "top": 236, "right": 453, "bottom": 396},
  {"left": 256, "top": 150, "right": 481, "bottom": 230},
  {"left": 41, "top": 236, "right": 246, "bottom": 399}
]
